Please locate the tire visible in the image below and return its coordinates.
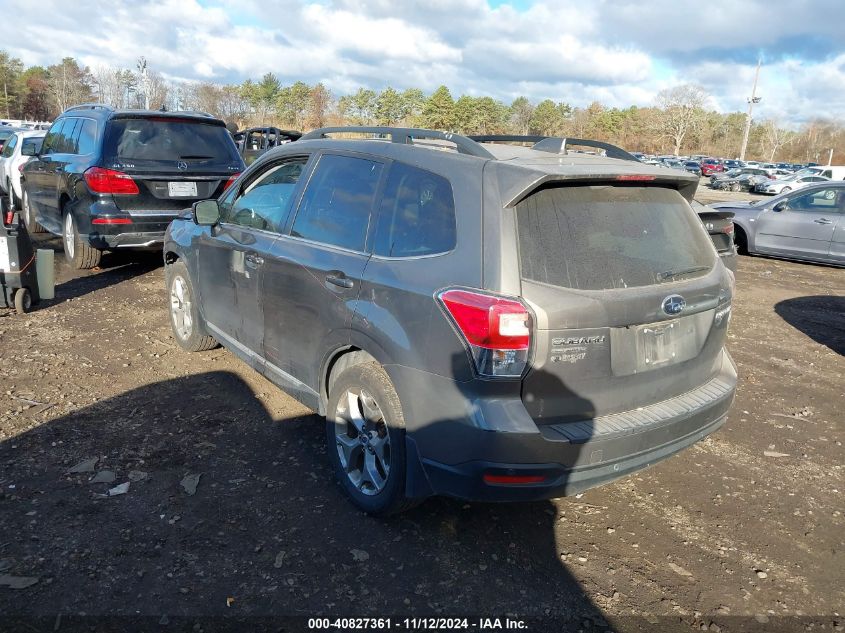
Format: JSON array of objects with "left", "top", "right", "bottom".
[
  {"left": 730, "top": 182, "right": 741, "bottom": 192},
  {"left": 734, "top": 226, "right": 749, "bottom": 256},
  {"left": 165, "top": 260, "right": 217, "bottom": 352},
  {"left": 326, "top": 362, "right": 417, "bottom": 515},
  {"left": 13, "top": 288, "right": 32, "bottom": 314},
  {"left": 21, "top": 188, "right": 45, "bottom": 233},
  {"left": 63, "top": 209, "right": 101, "bottom": 269}
]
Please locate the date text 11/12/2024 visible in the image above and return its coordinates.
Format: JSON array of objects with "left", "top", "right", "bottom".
[{"left": 307, "top": 618, "right": 529, "bottom": 630}]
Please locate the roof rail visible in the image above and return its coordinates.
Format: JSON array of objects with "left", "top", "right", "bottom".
[
  {"left": 300, "top": 126, "right": 495, "bottom": 159},
  {"left": 63, "top": 103, "right": 114, "bottom": 113},
  {"left": 469, "top": 134, "right": 639, "bottom": 163}
]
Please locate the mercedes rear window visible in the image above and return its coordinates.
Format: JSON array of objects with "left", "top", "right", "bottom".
[
  {"left": 103, "top": 117, "right": 239, "bottom": 163},
  {"left": 516, "top": 185, "right": 715, "bottom": 290}
]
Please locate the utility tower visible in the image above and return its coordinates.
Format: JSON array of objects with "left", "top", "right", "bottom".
[
  {"left": 739, "top": 59, "right": 762, "bottom": 161},
  {"left": 137, "top": 57, "right": 150, "bottom": 110}
]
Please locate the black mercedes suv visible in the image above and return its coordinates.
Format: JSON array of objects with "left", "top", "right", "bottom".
[
  {"left": 21, "top": 104, "right": 244, "bottom": 269},
  {"left": 164, "top": 127, "right": 737, "bottom": 515}
]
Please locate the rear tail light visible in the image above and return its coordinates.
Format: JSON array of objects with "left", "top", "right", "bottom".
[
  {"left": 83, "top": 167, "right": 139, "bottom": 195},
  {"left": 437, "top": 288, "right": 531, "bottom": 377},
  {"left": 224, "top": 173, "right": 241, "bottom": 191}
]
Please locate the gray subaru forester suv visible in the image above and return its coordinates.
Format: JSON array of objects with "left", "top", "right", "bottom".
[{"left": 163, "top": 127, "right": 737, "bottom": 514}]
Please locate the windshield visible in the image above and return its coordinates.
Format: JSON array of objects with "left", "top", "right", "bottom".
[
  {"left": 103, "top": 117, "right": 240, "bottom": 164},
  {"left": 516, "top": 185, "right": 715, "bottom": 291}
]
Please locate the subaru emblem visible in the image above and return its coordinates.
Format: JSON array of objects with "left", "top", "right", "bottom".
[
  {"left": 177, "top": 161, "right": 188, "bottom": 170},
  {"left": 661, "top": 295, "right": 686, "bottom": 316}
]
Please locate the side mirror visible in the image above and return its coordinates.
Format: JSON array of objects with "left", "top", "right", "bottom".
[
  {"left": 193, "top": 199, "right": 220, "bottom": 226},
  {"left": 773, "top": 201, "right": 786, "bottom": 212}
]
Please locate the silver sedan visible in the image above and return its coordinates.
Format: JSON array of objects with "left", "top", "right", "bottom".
[
  {"left": 754, "top": 173, "right": 830, "bottom": 195},
  {"left": 710, "top": 182, "right": 845, "bottom": 266}
]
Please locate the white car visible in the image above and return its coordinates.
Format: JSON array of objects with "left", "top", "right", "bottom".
[
  {"left": 0, "top": 130, "right": 45, "bottom": 210},
  {"left": 756, "top": 174, "right": 830, "bottom": 195}
]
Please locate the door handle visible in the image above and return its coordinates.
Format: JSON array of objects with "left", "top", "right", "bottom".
[
  {"left": 325, "top": 273, "right": 354, "bottom": 289},
  {"left": 245, "top": 253, "right": 264, "bottom": 266},
  {"left": 814, "top": 219, "right": 833, "bottom": 225}
]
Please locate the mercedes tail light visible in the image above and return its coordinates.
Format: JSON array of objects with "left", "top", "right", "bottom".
[
  {"left": 224, "top": 173, "right": 241, "bottom": 191},
  {"left": 84, "top": 167, "right": 139, "bottom": 195},
  {"left": 437, "top": 289, "right": 531, "bottom": 377}
]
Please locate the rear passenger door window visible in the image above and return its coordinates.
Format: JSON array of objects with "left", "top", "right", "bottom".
[
  {"left": 1, "top": 134, "right": 17, "bottom": 158},
  {"left": 41, "top": 120, "right": 63, "bottom": 155},
  {"left": 290, "top": 154, "right": 383, "bottom": 252},
  {"left": 372, "top": 163, "right": 456, "bottom": 257}
]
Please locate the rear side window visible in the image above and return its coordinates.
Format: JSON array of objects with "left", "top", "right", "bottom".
[
  {"left": 103, "top": 118, "right": 240, "bottom": 163},
  {"left": 21, "top": 137, "right": 42, "bottom": 155},
  {"left": 291, "top": 154, "right": 383, "bottom": 252},
  {"left": 372, "top": 163, "right": 456, "bottom": 257},
  {"left": 76, "top": 119, "right": 97, "bottom": 155},
  {"left": 516, "top": 185, "right": 715, "bottom": 290}
]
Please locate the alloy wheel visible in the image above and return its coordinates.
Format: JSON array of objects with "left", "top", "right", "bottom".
[
  {"left": 63, "top": 213, "right": 75, "bottom": 260},
  {"left": 169, "top": 275, "right": 193, "bottom": 341},
  {"left": 334, "top": 388, "right": 391, "bottom": 495}
]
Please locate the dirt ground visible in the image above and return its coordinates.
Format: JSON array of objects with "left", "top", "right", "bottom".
[{"left": 0, "top": 184, "right": 842, "bottom": 632}]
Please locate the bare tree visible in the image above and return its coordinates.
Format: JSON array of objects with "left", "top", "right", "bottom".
[
  {"left": 761, "top": 119, "right": 796, "bottom": 162},
  {"left": 654, "top": 84, "right": 710, "bottom": 155}
]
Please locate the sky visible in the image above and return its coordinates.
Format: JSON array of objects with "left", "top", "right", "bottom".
[{"left": 2, "top": 0, "right": 844, "bottom": 126}]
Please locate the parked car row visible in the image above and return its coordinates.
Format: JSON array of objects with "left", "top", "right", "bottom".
[
  {"left": 633, "top": 153, "right": 826, "bottom": 181},
  {"left": 0, "top": 129, "right": 46, "bottom": 209}
]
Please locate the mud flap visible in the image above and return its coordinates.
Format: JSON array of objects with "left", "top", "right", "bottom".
[{"left": 404, "top": 435, "right": 434, "bottom": 499}]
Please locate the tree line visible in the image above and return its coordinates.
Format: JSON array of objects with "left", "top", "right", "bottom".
[{"left": 0, "top": 51, "right": 841, "bottom": 164}]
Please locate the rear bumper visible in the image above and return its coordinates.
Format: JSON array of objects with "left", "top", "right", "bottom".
[
  {"left": 398, "top": 350, "right": 737, "bottom": 502},
  {"left": 419, "top": 412, "right": 726, "bottom": 502},
  {"left": 89, "top": 230, "right": 167, "bottom": 249}
]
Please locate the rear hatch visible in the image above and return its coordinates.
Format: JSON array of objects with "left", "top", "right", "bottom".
[
  {"left": 101, "top": 115, "right": 243, "bottom": 222},
  {"left": 514, "top": 183, "right": 732, "bottom": 424}
]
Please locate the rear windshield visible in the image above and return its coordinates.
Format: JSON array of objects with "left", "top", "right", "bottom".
[
  {"left": 516, "top": 185, "right": 715, "bottom": 290},
  {"left": 103, "top": 117, "right": 239, "bottom": 164}
]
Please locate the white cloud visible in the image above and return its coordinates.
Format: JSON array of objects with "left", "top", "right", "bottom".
[{"left": 2, "top": 0, "right": 843, "bottom": 124}]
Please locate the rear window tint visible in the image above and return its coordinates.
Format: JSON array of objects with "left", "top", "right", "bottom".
[
  {"left": 516, "top": 185, "right": 715, "bottom": 290},
  {"left": 372, "top": 163, "right": 456, "bottom": 257},
  {"left": 103, "top": 118, "right": 239, "bottom": 163}
]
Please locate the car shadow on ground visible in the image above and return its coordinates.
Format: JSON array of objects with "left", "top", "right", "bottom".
[
  {"left": 774, "top": 295, "right": 845, "bottom": 355},
  {"left": 0, "top": 370, "right": 610, "bottom": 630},
  {"left": 29, "top": 234, "right": 162, "bottom": 306}
]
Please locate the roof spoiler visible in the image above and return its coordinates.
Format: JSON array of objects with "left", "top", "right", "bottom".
[
  {"left": 301, "top": 126, "right": 495, "bottom": 159},
  {"left": 468, "top": 135, "right": 640, "bottom": 163}
]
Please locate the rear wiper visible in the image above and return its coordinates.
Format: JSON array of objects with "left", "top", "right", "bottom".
[
  {"left": 657, "top": 266, "right": 709, "bottom": 280},
  {"left": 179, "top": 155, "right": 214, "bottom": 159}
]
